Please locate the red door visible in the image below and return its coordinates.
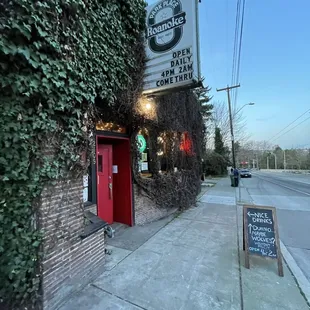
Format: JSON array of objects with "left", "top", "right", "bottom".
[{"left": 97, "top": 145, "right": 113, "bottom": 224}]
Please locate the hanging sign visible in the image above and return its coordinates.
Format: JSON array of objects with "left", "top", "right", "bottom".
[
  {"left": 243, "top": 205, "right": 283, "bottom": 277},
  {"left": 143, "top": 0, "right": 201, "bottom": 95},
  {"left": 137, "top": 135, "right": 147, "bottom": 153}
]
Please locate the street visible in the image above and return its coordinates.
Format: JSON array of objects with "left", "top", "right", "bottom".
[{"left": 240, "top": 171, "right": 310, "bottom": 283}]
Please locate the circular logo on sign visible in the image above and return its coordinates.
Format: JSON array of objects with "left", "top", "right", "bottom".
[
  {"left": 137, "top": 135, "right": 147, "bottom": 153},
  {"left": 146, "top": 0, "right": 186, "bottom": 53}
]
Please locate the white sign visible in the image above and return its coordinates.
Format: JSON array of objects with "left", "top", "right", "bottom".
[
  {"left": 142, "top": 153, "right": 148, "bottom": 161},
  {"left": 83, "top": 188, "right": 88, "bottom": 203},
  {"left": 83, "top": 175, "right": 88, "bottom": 187},
  {"left": 143, "top": 0, "right": 201, "bottom": 95},
  {"left": 113, "top": 165, "right": 118, "bottom": 174},
  {"left": 141, "top": 162, "right": 149, "bottom": 171},
  {"left": 83, "top": 175, "right": 89, "bottom": 202}
]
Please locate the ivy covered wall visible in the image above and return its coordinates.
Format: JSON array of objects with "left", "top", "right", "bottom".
[
  {"left": 0, "top": 0, "right": 146, "bottom": 308},
  {"left": 96, "top": 88, "right": 207, "bottom": 214},
  {"left": 132, "top": 91, "right": 206, "bottom": 210}
]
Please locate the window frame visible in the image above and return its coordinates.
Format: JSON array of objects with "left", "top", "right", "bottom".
[{"left": 83, "top": 162, "right": 97, "bottom": 206}]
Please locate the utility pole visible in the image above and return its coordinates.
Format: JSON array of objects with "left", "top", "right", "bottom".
[
  {"left": 256, "top": 153, "right": 259, "bottom": 169},
  {"left": 283, "top": 150, "right": 287, "bottom": 170},
  {"left": 275, "top": 154, "right": 277, "bottom": 170},
  {"left": 267, "top": 155, "right": 269, "bottom": 170},
  {"left": 216, "top": 84, "right": 240, "bottom": 168},
  {"left": 272, "top": 153, "right": 278, "bottom": 170}
]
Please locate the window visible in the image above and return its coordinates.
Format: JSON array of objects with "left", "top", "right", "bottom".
[
  {"left": 83, "top": 174, "right": 89, "bottom": 203},
  {"left": 98, "top": 155, "right": 103, "bottom": 173},
  {"left": 96, "top": 121, "right": 126, "bottom": 133},
  {"left": 83, "top": 163, "right": 96, "bottom": 205},
  {"left": 137, "top": 130, "right": 153, "bottom": 178}
]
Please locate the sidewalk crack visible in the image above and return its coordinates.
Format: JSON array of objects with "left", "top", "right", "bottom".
[{"left": 91, "top": 284, "right": 148, "bottom": 310}]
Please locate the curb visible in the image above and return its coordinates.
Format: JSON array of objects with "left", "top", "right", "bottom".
[
  {"left": 280, "top": 241, "right": 310, "bottom": 306},
  {"left": 234, "top": 178, "right": 310, "bottom": 306}
]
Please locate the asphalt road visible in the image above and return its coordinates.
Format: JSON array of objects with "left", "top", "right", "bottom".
[{"left": 240, "top": 171, "right": 310, "bottom": 282}]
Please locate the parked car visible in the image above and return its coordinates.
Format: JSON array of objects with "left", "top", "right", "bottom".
[{"left": 239, "top": 169, "right": 252, "bottom": 178}]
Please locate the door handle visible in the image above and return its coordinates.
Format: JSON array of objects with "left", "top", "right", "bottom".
[{"left": 108, "top": 183, "right": 112, "bottom": 199}]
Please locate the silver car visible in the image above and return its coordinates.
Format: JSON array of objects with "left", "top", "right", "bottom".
[{"left": 239, "top": 169, "right": 252, "bottom": 178}]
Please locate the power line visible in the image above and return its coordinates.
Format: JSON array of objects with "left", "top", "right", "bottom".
[
  {"left": 268, "top": 109, "right": 310, "bottom": 142},
  {"left": 233, "top": 0, "right": 246, "bottom": 108},
  {"left": 271, "top": 115, "right": 310, "bottom": 142},
  {"left": 226, "top": 0, "right": 229, "bottom": 80},
  {"left": 236, "top": 0, "right": 246, "bottom": 85},
  {"left": 231, "top": 0, "right": 241, "bottom": 87}
]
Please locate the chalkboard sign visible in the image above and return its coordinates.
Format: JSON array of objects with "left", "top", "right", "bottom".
[{"left": 243, "top": 205, "right": 283, "bottom": 277}]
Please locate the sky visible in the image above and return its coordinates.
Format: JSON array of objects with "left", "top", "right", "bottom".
[{"left": 147, "top": 0, "right": 310, "bottom": 149}]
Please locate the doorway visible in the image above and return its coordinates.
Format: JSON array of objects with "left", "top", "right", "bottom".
[
  {"left": 96, "top": 135, "right": 133, "bottom": 226},
  {"left": 97, "top": 144, "right": 113, "bottom": 223}
]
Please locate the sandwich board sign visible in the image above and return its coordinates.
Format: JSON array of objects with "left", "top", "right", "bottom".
[
  {"left": 143, "top": 0, "right": 201, "bottom": 95},
  {"left": 243, "top": 205, "right": 283, "bottom": 277}
]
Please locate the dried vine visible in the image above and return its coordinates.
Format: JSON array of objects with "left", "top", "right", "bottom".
[{"left": 131, "top": 91, "right": 206, "bottom": 210}]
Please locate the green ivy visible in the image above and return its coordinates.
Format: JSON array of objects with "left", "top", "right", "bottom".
[{"left": 0, "top": 0, "right": 146, "bottom": 307}]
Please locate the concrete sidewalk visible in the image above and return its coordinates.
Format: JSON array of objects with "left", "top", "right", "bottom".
[{"left": 59, "top": 178, "right": 309, "bottom": 310}]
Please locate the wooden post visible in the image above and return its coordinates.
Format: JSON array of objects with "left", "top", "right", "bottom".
[
  {"left": 243, "top": 216, "right": 245, "bottom": 251},
  {"left": 216, "top": 84, "right": 240, "bottom": 169},
  {"left": 273, "top": 210, "right": 284, "bottom": 277},
  {"left": 243, "top": 206, "right": 250, "bottom": 269}
]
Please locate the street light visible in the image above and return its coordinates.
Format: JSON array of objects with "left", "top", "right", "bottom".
[{"left": 235, "top": 102, "right": 255, "bottom": 115}]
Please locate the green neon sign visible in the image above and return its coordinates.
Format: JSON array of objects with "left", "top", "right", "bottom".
[{"left": 137, "top": 135, "right": 147, "bottom": 152}]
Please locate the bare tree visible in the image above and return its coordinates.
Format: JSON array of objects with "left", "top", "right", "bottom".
[
  {"left": 235, "top": 140, "right": 277, "bottom": 168},
  {"left": 206, "top": 101, "right": 250, "bottom": 149}
]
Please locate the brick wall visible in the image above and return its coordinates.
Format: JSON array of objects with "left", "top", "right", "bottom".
[
  {"left": 85, "top": 203, "right": 97, "bottom": 216},
  {"left": 39, "top": 177, "right": 105, "bottom": 310},
  {"left": 133, "top": 184, "right": 178, "bottom": 225}
]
